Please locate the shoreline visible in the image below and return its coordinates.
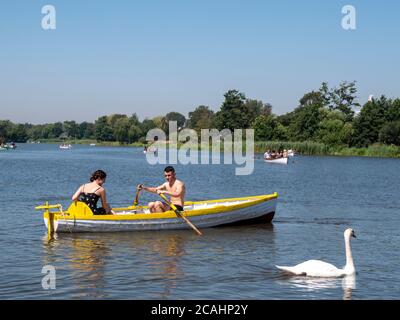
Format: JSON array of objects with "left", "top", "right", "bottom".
[{"left": 24, "top": 139, "right": 400, "bottom": 159}]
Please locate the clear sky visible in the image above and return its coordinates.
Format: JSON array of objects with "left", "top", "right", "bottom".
[{"left": 1, "top": 0, "right": 399, "bottom": 124}]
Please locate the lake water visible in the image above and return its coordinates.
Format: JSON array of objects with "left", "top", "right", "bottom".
[{"left": 0, "top": 143, "right": 399, "bottom": 299}]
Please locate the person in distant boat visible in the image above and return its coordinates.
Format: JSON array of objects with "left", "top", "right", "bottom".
[
  {"left": 137, "top": 166, "right": 185, "bottom": 213},
  {"left": 264, "top": 150, "right": 271, "bottom": 160},
  {"left": 72, "top": 169, "right": 115, "bottom": 215}
]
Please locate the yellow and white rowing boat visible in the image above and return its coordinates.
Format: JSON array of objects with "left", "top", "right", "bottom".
[{"left": 35, "top": 193, "right": 278, "bottom": 234}]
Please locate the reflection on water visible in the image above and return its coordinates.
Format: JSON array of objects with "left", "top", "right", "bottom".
[
  {"left": 42, "top": 231, "right": 187, "bottom": 299},
  {"left": 277, "top": 274, "right": 356, "bottom": 300},
  {"left": 68, "top": 238, "right": 110, "bottom": 298},
  {"left": 42, "top": 234, "right": 110, "bottom": 298},
  {"left": 150, "top": 234, "right": 186, "bottom": 299},
  {"left": 342, "top": 274, "right": 356, "bottom": 300}
]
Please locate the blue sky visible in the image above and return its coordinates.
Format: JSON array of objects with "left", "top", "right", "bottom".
[{"left": 0, "top": 0, "right": 399, "bottom": 124}]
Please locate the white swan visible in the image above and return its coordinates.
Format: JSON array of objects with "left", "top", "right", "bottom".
[{"left": 276, "top": 228, "right": 356, "bottom": 277}]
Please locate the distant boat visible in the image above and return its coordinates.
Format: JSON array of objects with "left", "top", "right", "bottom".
[
  {"left": 264, "top": 157, "right": 288, "bottom": 165},
  {"left": 144, "top": 146, "right": 157, "bottom": 155},
  {"left": 59, "top": 144, "right": 72, "bottom": 149},
  {"left": 1, "top": 143, "right": 17, "bottom": 150},
  {"left": 90, "top": 143, "right": 96, "bottom": 146},
  {"left": 148, "top": 146, "right": 158, "bottom": 154}
]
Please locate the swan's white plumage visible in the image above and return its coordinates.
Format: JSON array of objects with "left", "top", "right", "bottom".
[{"left": 276, "top": 229, "right": 356, "bottom": 278}]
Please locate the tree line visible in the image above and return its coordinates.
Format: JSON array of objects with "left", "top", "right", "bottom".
[{"left": 1, "top": 81, "right": 399, "bottom": 148}]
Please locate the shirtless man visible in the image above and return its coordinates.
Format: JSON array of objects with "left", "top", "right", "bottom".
[{"left": 138, "top": 166, "right": 185, "bottom": 213}]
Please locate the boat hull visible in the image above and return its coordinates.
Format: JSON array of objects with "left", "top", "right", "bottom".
[
  {"left": 264, "top": 157, "right": 288, "bottom": 164},
  {"left": 44, "top": 194, "right": 278, "bottom": 233}
]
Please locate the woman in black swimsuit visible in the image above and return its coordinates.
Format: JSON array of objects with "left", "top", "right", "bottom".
[{"left": 71, "top": 170, "right": 115, "bottom": 215}]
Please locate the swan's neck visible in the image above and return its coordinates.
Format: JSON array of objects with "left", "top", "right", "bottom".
[{"left": 344, "top": 235, "right": 355, "bottom": 274}]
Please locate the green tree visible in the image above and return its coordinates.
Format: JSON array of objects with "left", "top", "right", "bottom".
[
  {"left": 319, "top": 81, "right": 359, "bottom": 122},
  {"left": 9, "top": 124, "right": 28, "bottom": 142},
  {"left": 244, "top": 99, "right": 272, "bottom": 124},
  {"left": 79, "top": 122, "right": 95, "bottom": 139},
  {"left": 113, "top": 118, "right": 130, "bottom": 143},
  {"left": 128, "top": 113, "right": 141, "bottom": 127},
  {"left": 214, "top": 90, "right": 250, "bottom": 130},
  {"left": 379, "top": 121, "right": 400, "bottom": 146},
  {"left": 152, "top": 116, "right": 165, "bottom": 129},
  {"left": 187, "top": 105, "right": 215, "bottom": 132},
  {"left": 0, "top": 120, "right": 13, "bottom": 140},
  {"left": 27, "top": 124, "right": 44, "bottom": 140},
  {"left": 128, "top": 125, "right": 142, "bottom": 142},
  {"left": 352, "top": 96, "right": 389, "bottom": 147},
  {"left": 253, "top": 114, "right": 277, "bottom": 141},
  {"left": 107, "top": 114, "right": 128, "bottom": 128},
  {"left": 165, "top": 112, "right": 186, "bottom": 128},
  {"left": 95, "top": 116, "right": 114, "bottom": 141},
  {"left": 316, "top": 110, "right": 353, "bottom": 147},
  {"left": 385, "top": 98, "right": 400, "bottom": 122},
  {"left": 287, "top": 93, "right": 325, "bottom": 141},
  {"left": 140, "top": 118, "right": 156, "bottom": 134},
  {"left": 63, "top": 121, "right": 79, "bottom": 139},
  {"left": 299, "top": 91, "right": 325, "bottom": 107},
  {"left": 50, "top": 122, "right": 63, "bottom": 139}
]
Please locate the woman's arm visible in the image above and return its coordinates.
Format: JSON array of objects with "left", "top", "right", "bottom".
[
  {"left": 71, "top": 185, "right": 83, "bottom": 201},
  {"left": 99, "top": 189, "right": 114, "bottom": 214}
]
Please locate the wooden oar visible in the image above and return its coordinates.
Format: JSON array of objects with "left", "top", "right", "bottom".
[
  {"left": 159, "top": 193, "right": 202, "bottom": 236},
  {"left": 133, "top": 186, "right": 141, "bottom": 206}
]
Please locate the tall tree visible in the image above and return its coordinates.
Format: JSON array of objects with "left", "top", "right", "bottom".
[
  {"left": 63, "top": 121, "right": 79, "bottom": 139},
  {"left": 9, "top": 124, "right": 28, "bottom": 142},
  {"left": 316, "top": 110, "right": 353, "bottom": 146},
  {"left": 107, "top": 114, "right": 128, "bottom": 128},
  {"left": 214, "top": 90, "right": 250, "bottom": 130},
  {"left": 0, "top": 120, "right": 13, "bottom": 140},
  {"left": 140, "top": 118, "right": 156, "bottom": 134},
  {"left": 187, "top": 105, "right": 215, "bottom": 132},
  {"left": 379, "top": 121, "right": 400, "bottom": 146},
  {"left": 51, "top": 122, "right": 63, "bottom": 138},
  {"left": 253, "top": 114, "right": 278, "bottom": 141},
  {"left": 95, "top": 116, "right": 114, "bottom": 141},
  {"left": 352, "top": 96, "right": 389, "bottom": 147},
  {"left": 319, "top": 81, "right": 359, "bottom": 121},
  {"left": 113, "top": 117, "right": 130, "bottom": 143},
  {"left": 165, "top": 112, "right": 186, "bottom": 128},
  {"left": 244, "top": 99, "right": 272, "bottom": 125},
  {"left": 286, "top": 92, "right": 326, "bottom": 141},
  {"left": 79, "top": 122, "right": 95, "bottom": 139}
]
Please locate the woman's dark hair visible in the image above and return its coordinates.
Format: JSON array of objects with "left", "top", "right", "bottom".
[
  {"left": 90, "top": 170, "right": 107, "bottom": 182},
  {"left": 164, "top": 166, "right": 175, "bottom": 173}
]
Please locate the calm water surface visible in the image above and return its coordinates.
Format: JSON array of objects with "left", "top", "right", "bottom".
[{"left": 0, "top": 144, "right": 399, "bottom": 299}]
